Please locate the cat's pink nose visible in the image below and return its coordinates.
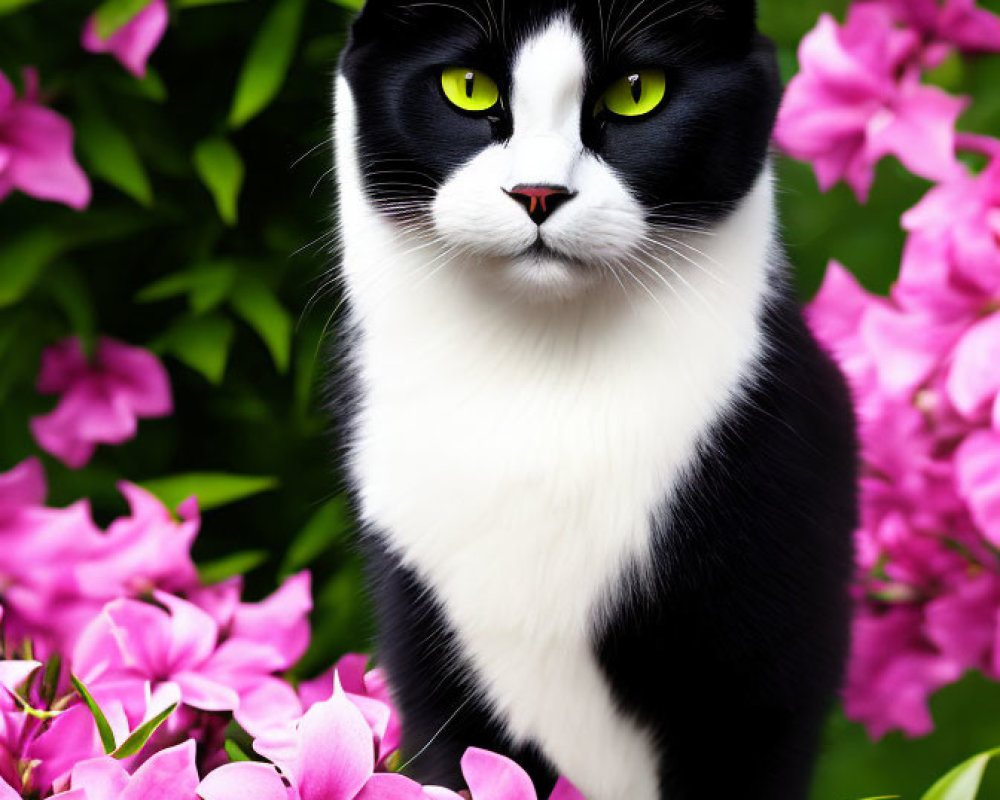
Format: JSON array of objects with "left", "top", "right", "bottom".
[{"left": 504, "top": 184, "right": 576, "bottom": 225}]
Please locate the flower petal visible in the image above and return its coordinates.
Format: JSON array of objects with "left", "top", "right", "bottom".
[
  {"left": 461, "top": 749, "right": 537, "bottom": 800},
  {"left": 70, "top": 757, "right": 129, "bottom": 798},
  {"left": 356, "top": 773, "right": 425, "bottom": 800},
  {"left": 122, "top": 741, "right": 199, "bottom": 800},
  {"left": 547, "top": 778, "right": 586, "bottom": 800},
  {"left": 198, "top": 763, "right": 295, "bottom": 800},
  {"left": 292, "top": 683, "right": 374, "bottom": 800}
]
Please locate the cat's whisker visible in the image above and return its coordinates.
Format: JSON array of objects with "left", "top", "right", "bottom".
[
  {"left": 291, "top": 137, "right": 333, "bottom": 170},
  {"left": 638, "top": 232, "right": 728, "bottom": 287},
  {"left": 403, "top": 2, "right": 490, "bottom": 38},
  {"left": 619, "top": 260, "right": 677, "bottom": 325},
  {"left": 310, "top": 166, "right": 337, "bottom": 198},
  {"left": 656, "top": 242, "right": 727, "bottom": 285},
  {"left": 653, "top": 232, "right": 725, "bottom": 273},
  {"left": 628, "top": 248, "right": 697, "bottom": 318},
  {"left": 291, "top": 230, "right": 339, "bottom": 260},
  {"left": 613, "top": 0, "right": 678, "bottom": 52},
  {"left": 633, "top": 243, "right": 723, "bottom": 326}
]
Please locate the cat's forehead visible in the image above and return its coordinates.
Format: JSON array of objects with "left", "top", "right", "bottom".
[{"left": 351, "top": 0, "right": 756, "bottom": 63}]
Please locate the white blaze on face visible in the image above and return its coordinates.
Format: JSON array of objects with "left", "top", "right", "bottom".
[
  {"left": 506, "top": 18, "right": 585, "bottom": 184},
  {"left": 432, "top": 17, "right": 645, "bottom": 299}
]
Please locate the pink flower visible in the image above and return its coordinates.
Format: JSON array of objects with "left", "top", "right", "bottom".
[
  {"left": 900, "top": 159, "right": 1000, "bottom": 301},
  {"left": 75, "top": 484, "right": 200, "bottom": 601},
  {"left": 844, "top": 605, "right": 963, "bottom": 739},
  {"left": 298, "top": 654, "right": 402, "bottom": 767},
  {"left": 0, "top": 457, "right": 45, "bottom": 510},
  {"left": 776, "top": 5, "right": 966, "bottom": 201},
  {"left": 876, "top": 0, "right": 1000, "bottom": 64},
  {"left": 955, "top": 431, "right": 1000, "bottom": 548},
  {"left": 206, "top": 572, "right": 313, "bottom": 738},
  {"left": 0, "top": 459, "right": 106, "bottom": 654},
  {"left": 197, "top": 679, "right": 378, "bottom": 800},
  {"left": 81, "top": 0, "right": 169, "bottom": 78},
  {"left": 28, "top": 701, "right": 132, "bottom": 795},
  {"left": 72, "top": 592, "right": 241, "bottom": 718},
  {"left": 947, "top": 312, "right": 1000, "bottom": 428},
  {"left": 31, "top": 337, "right": 172, "bottom": 469},
  {"left": 0, "top": 68, "right": 90, "bottom": 209},
  {"left": 925, "top": 571, "right": 1000, "bottom": 672},
  {"left": 461, "top": 749, "right": 585, "bottom": 800},
  {"left": 1, "top": 462, "right": 209, "bottom": 656},
  {"left": 72, "top": 574, "right": 312, "bottom": 736},
  {"left": 0, "top": 651, "right": 134, "bottom": 797},
  {"left": 65, "top": 741, "right": 200, "bottom": 800}
]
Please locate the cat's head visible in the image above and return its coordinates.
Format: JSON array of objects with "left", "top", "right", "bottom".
[{"left": 337, "top": 0, "right": 781, "bottom": 301}]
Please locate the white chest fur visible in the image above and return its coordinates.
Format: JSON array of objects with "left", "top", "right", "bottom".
[{"left": 335, "top": 80, "right": 774, "bottom": 800}]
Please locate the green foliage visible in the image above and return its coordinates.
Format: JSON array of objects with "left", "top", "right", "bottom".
[
  {"left": 921, "top": 748, "right": 1000, "bottom": 800},
  {"left": 77, "top": 105, "right": 154, "bottom": 206},
  {"left": 111, "top": 703, "right": 179, "bottom": 759},
  {"left": 197, "top": 549, "right": 270, "bottom": 583},
  {"left": 139, "top": 472, "right": 278, "bottom": 511},
  {"left": 224, "top": 739, "right": 253, "bottom": 762},
  {"left": 193, "top": 137, "right": 245, "bottom": 225},
  {"left": 71, "top": 675, "right": 117, "bottom": 754},
  {"left": 2, "top": 1, "right": 1000, "bottom": 797},
  {"left": 228, "top": 0, "right": 308, "bottom": 128},
  {"left": 280, "top": 496, "right": 352, "bottom": 577}
]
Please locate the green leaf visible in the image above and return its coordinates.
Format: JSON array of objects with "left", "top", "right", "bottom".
[
  {"left": 139, "top": 472, "right": 278, "bottom": 512},
  {"left": 0, "top": 230, "right": 66, "bottom": 307},
  {"left": 189, "top": 264, "right": 239, "bottom": 313},
  {"left": 230, "top": 275, "right": 293, "bottom": 372},
  {"left": 198, "top": 550, "right": 269, "bottom": 584},
  {"left": 224, "top": 739, "right": 253, "bottom": 762},
  {"left": 133, "top": 69, "right": 169, "bottom": 102},
  {"left": 156, "top": 313, "right": 235, "bottom": 384},
  {"left": 94, "top": 0, "right": 154, "bottom": 38},
  {"left": 193, "top": 138, "right": 245, "bottom": 225},
  {"left": 325, "top": 0, "right": 363, "bottom": 8},
  {"left": 228, "top": 0, "right": 308, "bottom": 128},
  {"left": 0, "top": 0, "right": 43, "bottom": 12},
  {"left": 138, "top": 261, "right": 238, "bottom": 313},
  {"left": 76, "top": 108, "right": 153, "bottom": 207},
  {"left": 71, "top": 675, "right": 117, "bottom": 754},
  {"left": 112, "top": 703, "right": 178, "bottom": 759},
  {"left": 137, "top": 272, "right": 198, "bottom": 303},
  {"left": 281, "top": 497, "right": 352, "bottom": 577},
  {"left": 922, "top": 748, "right": 1000, "bottom": 800}
]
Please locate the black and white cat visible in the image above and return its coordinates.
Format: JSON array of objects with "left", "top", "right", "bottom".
[{"left": 332, "top": 2, "right": 857, "bottom": 799}]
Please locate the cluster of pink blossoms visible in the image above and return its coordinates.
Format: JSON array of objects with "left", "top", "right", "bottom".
[
  {"left": 3, "top": 400, "right": 581, "bottom": 798},
  {"left": 3, "top": 2, "right": 588, "bottom": 794},
  {"left": 1, "top": 0, "right": 168, "bottom": 211},
  {"left": 777, "top": 0, "right": 1000, "bottom": 738}
]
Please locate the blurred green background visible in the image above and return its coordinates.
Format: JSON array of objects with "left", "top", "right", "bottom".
[{"left": 2, "top": 0, "right": 1000, "bottom": 797}]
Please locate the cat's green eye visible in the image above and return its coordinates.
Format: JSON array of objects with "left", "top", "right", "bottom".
[
  {"left": 441, "top": 67, "right": 501, "bottom": 113},
  {"left": 596, "top": 69, "right": 667, "bottom": 119}
]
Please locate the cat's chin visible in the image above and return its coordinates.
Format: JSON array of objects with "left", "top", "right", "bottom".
[{"left": 479, "top": 249, "right": 602, "bottom": 303}]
